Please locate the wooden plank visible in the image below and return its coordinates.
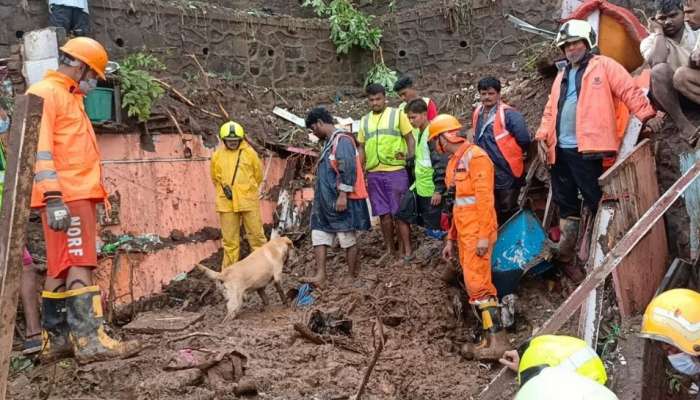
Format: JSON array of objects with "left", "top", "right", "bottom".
[
  {"left": 578, "top": 205, "right": 614, "bottom": 346},
  {"left": 478, "top": 158, "right": 700, "bottom": 400},
  {"left": 517, "top": 158, "right": 540, "bottom": 209},
  {"left": 680, "top": 151, "right": 700, "bottom": 261},
  {"left": 123, "top": 311, "right": 204, "bottom": 333},
  {"left": 599, "top": 140, "right": 669, "bottom": 317},
  {"left": 272, "top": 107, "right": 305, "bottom": 128},
  {"left": 0, "top": 95, "right": 43, "bottom": 399},
  {"left": 542, "top": 186, "right": 554, "bottom": 229}
]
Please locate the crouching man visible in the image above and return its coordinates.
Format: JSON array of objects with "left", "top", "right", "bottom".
[
  {"left": 429, "top": 114, "right": 508, "bottom": 360},
  {"left": 301, "top": 107, "right": 371, "bottom": 285}
]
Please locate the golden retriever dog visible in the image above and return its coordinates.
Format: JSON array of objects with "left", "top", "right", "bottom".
[{"left": 196, "top": 236, "right": 293, "bottom": 321}]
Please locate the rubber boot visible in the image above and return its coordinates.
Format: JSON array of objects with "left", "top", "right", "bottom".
[
  {"left": 65, "top": 286, "right": 142, "bottom": 364},
  {"left": 39, "top": 292, "right": 73, "bottom": 363},
  {"left": 461, "top": 299, "right": 510, "bottom": 361},
  {"left": 556, "top": 217, "right": 585, "bottom": 283}
]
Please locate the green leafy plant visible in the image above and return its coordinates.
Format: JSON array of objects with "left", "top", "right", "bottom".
[
  {"left": 303, "top": 0, "right": 382, "bottom": 54},
  {"left": 364, "top": 60, "right": 397, "bottom": 94},
  {"left": 118, "top": 53, "right": 166, "bottom": 122},
  {"left": 599, "top": 323, "right": 621, "bottom": 358}
]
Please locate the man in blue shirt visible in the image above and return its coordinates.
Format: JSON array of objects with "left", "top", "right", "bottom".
[
  {"left": 472, "top": 77, "right": 531, "bottom": 225},
  {"left": 301, "top": 107, "right": 371, "bottom": 285}
]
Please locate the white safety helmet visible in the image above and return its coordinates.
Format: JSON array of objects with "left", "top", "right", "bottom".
[
  {"left": 515, "top": 367, "right": 618, "bottom": 400},
  {"left": 556, "top": 19, "right": 597, "bottom": 49}
]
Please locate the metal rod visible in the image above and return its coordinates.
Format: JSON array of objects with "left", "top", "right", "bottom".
[{"left": 101, "top": 157, "right": 210, "bottom": 165}]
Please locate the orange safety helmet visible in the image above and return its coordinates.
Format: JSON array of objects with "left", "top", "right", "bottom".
[
  {"left": 428, "top": 113, "right": 464, "bottom": 144},
  {"left": 60, "top": 37, "right": 109, "bottom": 79}
]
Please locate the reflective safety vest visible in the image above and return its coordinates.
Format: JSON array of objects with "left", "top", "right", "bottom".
[
  {"left": 472, "top": 102, "right": 525, "bottom": 178},
  {"left": 398, "top": 97, "right": 431, "bottom": 112},
  {"left": 410, "top": 126, "right": 435, "bottom": 197},
  {"left": 329, "top": 132, "right": 368, "bottom": 200},
  {"left": 361, "top": 107, "right": 407, "bottom": 171}
]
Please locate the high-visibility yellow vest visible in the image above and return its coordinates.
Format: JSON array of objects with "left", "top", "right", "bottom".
[
  {"left": 410, "top": 126, "right": 435, "bottom": 197},
  {"left": 361, "top": 107, "right": 407, "bottom": 171}
]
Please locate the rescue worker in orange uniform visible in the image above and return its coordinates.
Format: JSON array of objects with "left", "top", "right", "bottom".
[
  {"left": 28, "top": 37, "right": 141, "bottom": 364},
  {"left": 429, "top": 114, "right": 509, "bottom": 361}
]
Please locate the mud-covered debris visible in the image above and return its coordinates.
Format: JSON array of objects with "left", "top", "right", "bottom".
[
  {"left": 308, "top": 309, "right": 352, "bottom": 336},
  {"left": 233, "top": 378, "right": 259, "bottom": 396},
  {"left": 166, "top": 348, "right": 247, "bottom": 376},
  {"left": 124, "top": 311, "right": 204, "bottom": 333},
  {"left": 138, "top": 368, "right": 203, "bottom": 392}
]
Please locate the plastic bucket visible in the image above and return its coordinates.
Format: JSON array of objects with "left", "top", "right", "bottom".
[{"left": 84, "top": 87, "right": 113, "bottom": 122}]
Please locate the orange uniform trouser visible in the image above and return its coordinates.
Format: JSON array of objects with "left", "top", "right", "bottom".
[
  {"left": 40, "top": 199, "right": 98, "bottom": 279},
  {"left": 457, "top": 229, "right": 498, "bottom": 303}
]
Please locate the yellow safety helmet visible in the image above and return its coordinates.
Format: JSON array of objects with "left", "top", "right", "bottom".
[
  {"left": 219, "top": 121, "right": 245, "bottom": 140},
  {"left": 518, "top": 335, "right": 607, "bottom": 386},
  {"left": 640, "top": 289, "right": 700, "bottom": 356}
]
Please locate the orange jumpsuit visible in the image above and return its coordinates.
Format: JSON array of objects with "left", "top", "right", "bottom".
[{"left": 446, "top": 142, "right": 498, "bottom": 303}]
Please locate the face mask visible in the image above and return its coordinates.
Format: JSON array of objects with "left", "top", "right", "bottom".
[
  {"left": 668, "top": 353, "right": 700, "bottom": 375},
  {"left": 0, "top": 117, "right": 9, "bottom": 134},
  {"left": 79, "top": 79, "right": 98, "bottom": 94},
  {"left": 224, "top": 140, "right": 241, "bottom": 150}
]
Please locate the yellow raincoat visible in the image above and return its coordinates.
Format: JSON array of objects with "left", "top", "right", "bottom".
[{"left": 210, "top": 140, "right": 267, "bottom": 267}]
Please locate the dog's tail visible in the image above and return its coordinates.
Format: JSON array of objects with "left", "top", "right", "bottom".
[{"left": 194, "top": 264, "right": 223, "bottom": 281}]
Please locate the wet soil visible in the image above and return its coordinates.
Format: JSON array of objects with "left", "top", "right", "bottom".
[{"left": 8, "top": 229, "right": 576, "bottom": 400}]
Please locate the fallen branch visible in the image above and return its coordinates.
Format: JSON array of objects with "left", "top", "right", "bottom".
[
  {"left": 188, "top": 54, "right": 210, "bottom": 89},
  {"left": 153, "top": 78, "right": 223, "bottom": 119},
  {"left": 188, "top": 54, "right": 229, "bottom": 119},
  {"left": 293, "top": 323, "right": 365, "bottom": 355},
  {"left": 167, "top": 331, "right": 225, "bottom": 346},
  {"left": 356, "top": 319, "right": 385, "bottom": 400}
]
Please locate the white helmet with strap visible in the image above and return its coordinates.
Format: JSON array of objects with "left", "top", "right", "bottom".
[{"left": 556, "top": 19, "right": 597, "bottom": 49}]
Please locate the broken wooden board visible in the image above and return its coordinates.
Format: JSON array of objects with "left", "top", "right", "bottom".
[
  {"left": 680, "top": 150, "right": 700, "bottom": 261},
  {"left": 124, "top": 311, "right": 203, "bottom": 333},
  {"left": 478, "top": 158, "right": 700, "bottom": 400},
  {"left": 0, "top": 95, "right": 43, "bottom": 400},
  {"left": 272, "top": 107, "right": 305, "bottom": 128},
  {"left": 578, "top": 204, "right": 614, "bottom": 346},
  {"left": 598, "top": 139, "right": 669, "bottom": 317}
]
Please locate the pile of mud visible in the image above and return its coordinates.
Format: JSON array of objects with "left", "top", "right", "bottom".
[{"left": 9, "top": 228, "right": 576, "bottom": 400}]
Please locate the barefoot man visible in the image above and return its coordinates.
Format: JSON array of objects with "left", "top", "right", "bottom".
[{"left": 301, "top": 107, "right": 371, "bottom": 285}]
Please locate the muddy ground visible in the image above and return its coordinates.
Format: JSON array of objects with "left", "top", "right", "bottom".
[{"left": 8, "top": 227, "right": 585, "bottom": 400}]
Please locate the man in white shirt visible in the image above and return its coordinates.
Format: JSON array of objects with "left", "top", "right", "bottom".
[
  {"left": 673, "top": 0, "right": 700, "bottom": 125},
  {"left": 48, "top": 0, "right": 90, "bottom": 36},
  {"left": 647, "top": 0, "right": 699, "bottom": 142}
]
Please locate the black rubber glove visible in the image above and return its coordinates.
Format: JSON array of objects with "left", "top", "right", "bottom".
[
  {"left": 45, "top": 198, "right": 71, "bottom": 232},
  {"left": 222, "top": 185, "right": 233, "bottom": 200}
]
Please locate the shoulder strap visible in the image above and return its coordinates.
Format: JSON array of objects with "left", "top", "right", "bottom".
[
  {"left": 331, "top": 132, "right": 356, "bottom": 158},
  {"left": 231, "top": 151, "right": 242, "bottom": 185}
]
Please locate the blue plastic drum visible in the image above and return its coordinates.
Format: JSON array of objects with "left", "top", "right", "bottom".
[{"left": 491, "top": 210, "right": 553, "bottom": 298}]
